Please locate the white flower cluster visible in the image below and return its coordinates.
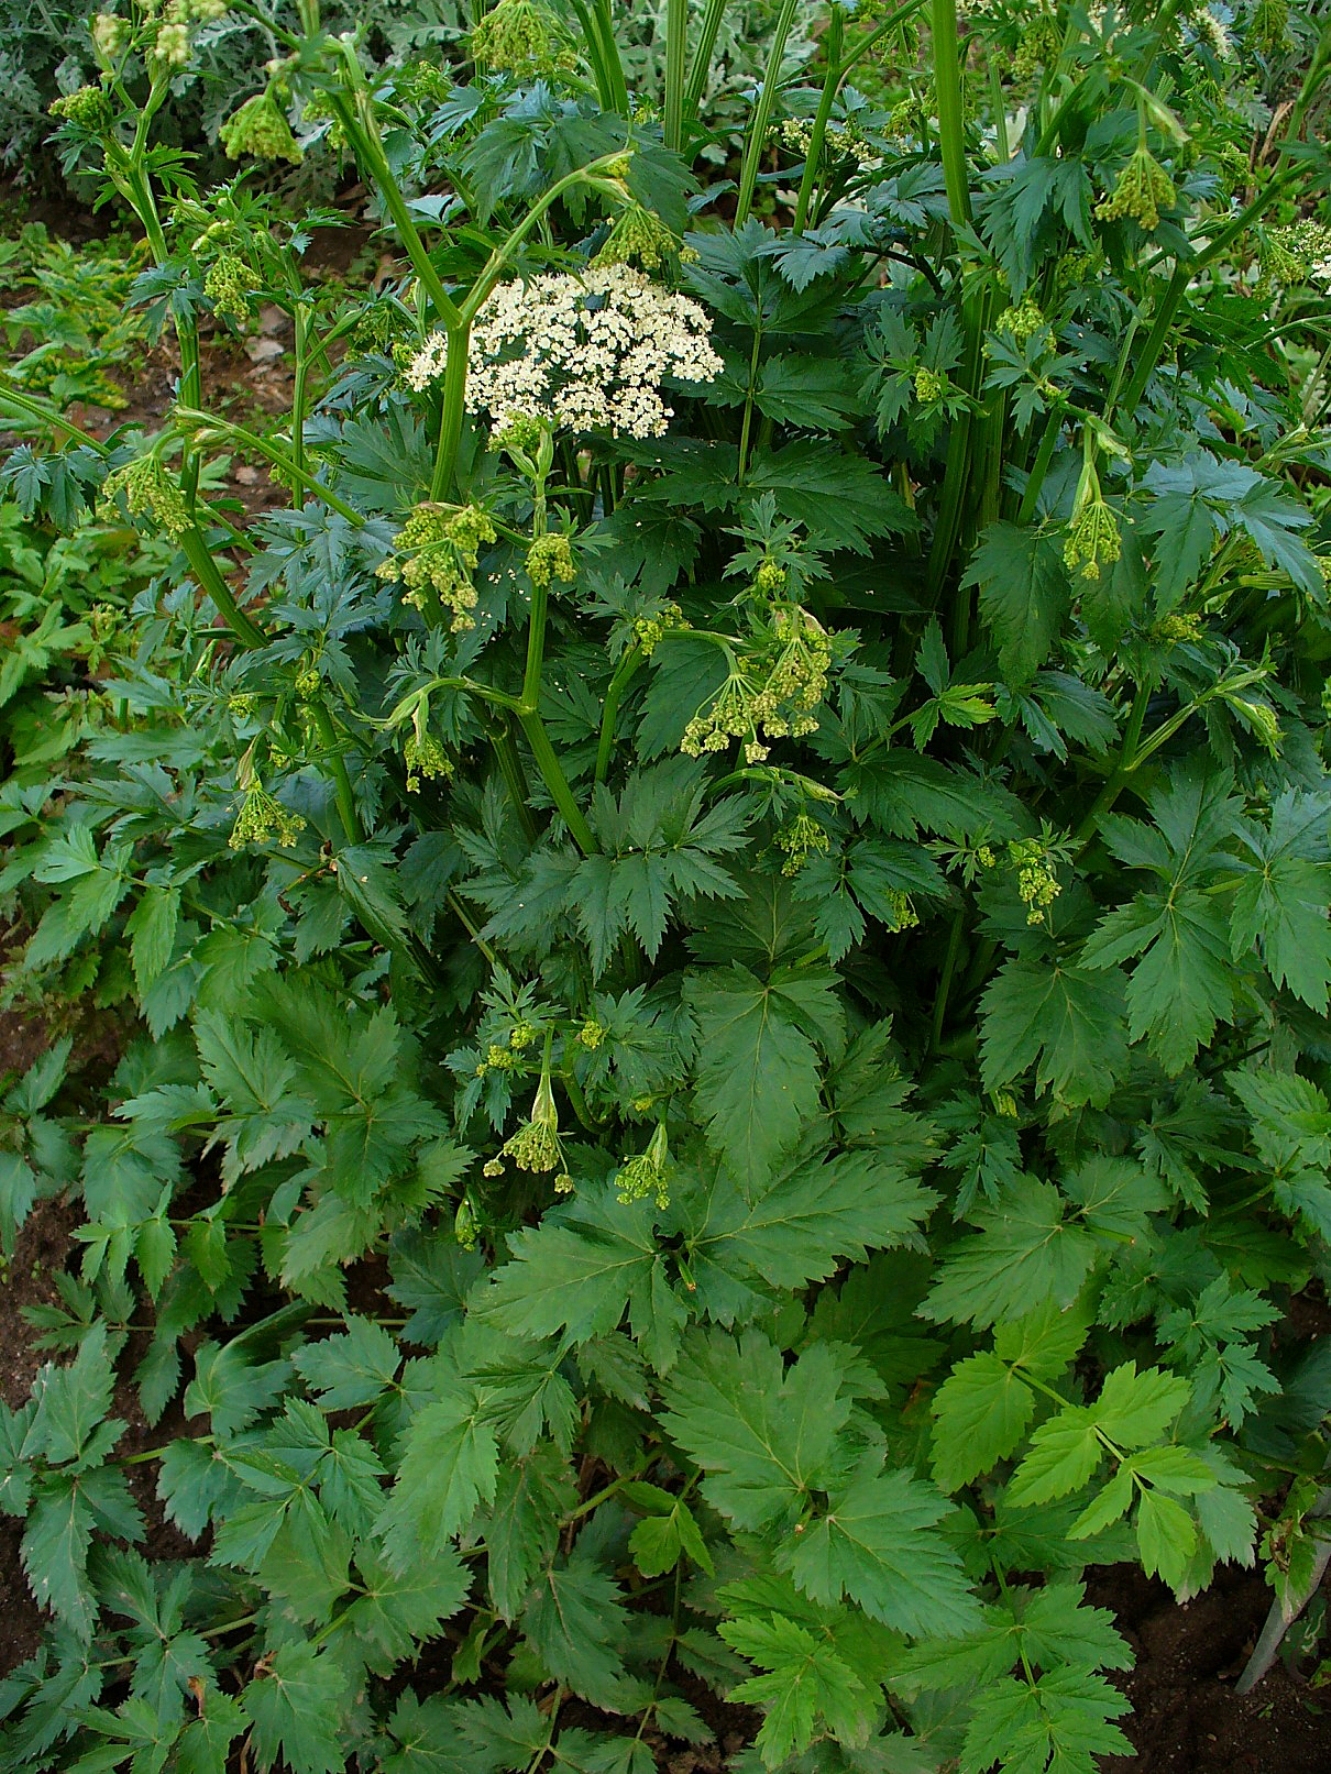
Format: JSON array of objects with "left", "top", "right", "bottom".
[{"left": 408, "top": 264, "right": 722, "bottom": 440}]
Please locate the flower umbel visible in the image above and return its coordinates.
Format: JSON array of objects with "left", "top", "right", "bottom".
[
  {"left": 99, "top": 457, "right": 191, "bottom": 540},
  {"left": 377, "top": 503, "right": 496, "bottom": 632},
  {"left": 469, "top": 0, "right": 577, "bottom": 78},
  {"left": 220, "top": 91, "right": 303, "bottom": 164},
  {"left": 410, "top": 265, "right": 722, "bottom": 440},
  {"left": 1096, "top": 145, "right": 1176, "bottom": 232},
  {"left": 490, "top": 1065, "right": 571, "bottom": 1191},
  {"left": 616, "top": 1122, "right": 671, "bottom": 1209}
]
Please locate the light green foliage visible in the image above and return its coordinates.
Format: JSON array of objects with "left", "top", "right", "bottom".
[{"left": 2, "top": 1, "right": 1331, "bottom": 1770}]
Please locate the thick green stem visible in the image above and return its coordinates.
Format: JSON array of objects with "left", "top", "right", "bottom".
[
  {"left": 328, "top": 50, "right": 463, "bottom": 332},
  {"left": 179, "top": 529, "right": 268, "bottom": 649},
  {"left": 1073, "top": 680, "right": 1149, "bottom": 844},
  {"left": 291, "top": 305, "right": 312, "bottom": 511},
  {"left": 932, "top": 0, "right": 972, "bottom": 229},
  {"left": 309, "top": 700, "right": 365, "bottom": 844},
  {"left": 176, "top": 409, "right": 364, "bottom": 527},
  {"left": 736, "top": 325, "right": 764, "bottom": 483},
  {"left": 683, "top": 0, "right": 729, "bottom": 126},
  {"left": 492, "top": 720, "right": 540, "bottom": 843},
  {"left": 1016, "top": 407, "right": 1063, "bottom": 524},
  {"left": 793, "top": 4, "right": 846, "bottom": 234},
  {"left": 519, "top": 712, "right": 596, "bottom": 854},
  {"left": 734, "top": 0, "right": 801, "bottom": 228},
  {"left": 430, "top": 326, "right": 471, "bottom": 501},
  {"left": 595, "top": 645, "right": 644, "bottom": 784},
  {"left": 664, "top": 0, "right": 688, "bottom": 152}
]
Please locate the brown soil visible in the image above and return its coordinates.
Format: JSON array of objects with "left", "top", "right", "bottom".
[{"left": 1090, "top": 1562, "right": 1331, "bottom": 1773}]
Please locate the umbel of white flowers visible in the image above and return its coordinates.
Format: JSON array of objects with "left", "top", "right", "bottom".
[{"left": 408, "top": 264, "right": 723, "bottom": 439}]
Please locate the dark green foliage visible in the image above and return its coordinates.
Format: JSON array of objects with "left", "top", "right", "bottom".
[{"left": 3, "top": 0, "right": 1331, "bottom": 1769}]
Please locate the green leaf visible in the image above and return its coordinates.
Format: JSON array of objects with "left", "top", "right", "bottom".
[
  {"left": 723, "top": 1615, "right": 866, "bottom": 1766},
  {"left": 125, "top": 886, "right": 180, "bottom": 996},
  {"left": 240, "top": 1641, "right": 348, "bottom": 1774},
  {"left": 1230, "top": 790, "right": 1331, "bottom": 1012},
  {"left": 343, "top": 1542, "right": 470, "bottom": 1673},
  {"left": 660, "top": 1330, "right": 853, "bottom": 1532},
  {"left": 979, "top": 958, "right": 1129, "bottom": 1109},
  {"left": 294, "top": 1315, "right": 401, "bottom": 1408},
  {"left": 687, "top": 964, "right": 843, "bottom": 1194},
  {"left": 377, "top": 1382, "right": 499, "bottom": 1572},
  {"left": 1135, "top": 1488, "right": 1197, "bottom": 1590},
  {"left": 965, "top": 521, "right": 1071, "bottom": 687},
  {"left": 931, "top": 1352, "right": 1036, "bottom": 1493},
  {"left": 484, "top": 1444, "right": 578, "bottom": 1620},
  {"left": 474, "top": 1188, "right": 661, "bottom": 1346},
  {"left": 520, "top": 1554, "right": 639, "bottom": 1711},
  {"left": 785, "top": 1463, "right": 981, "bottom": 1637},
  {"left": 958, "top": 1665, "right": 1132, "bottom": 1774},
  {"left": 21, "top": 1473, "right": 95, "bottom": 1638},
  {"left": 921, "top": 1178, "right": 1096, "bottom": 1330},
  {"left": 628, "top": 1495, "right": 714, "bottom": 1578}
]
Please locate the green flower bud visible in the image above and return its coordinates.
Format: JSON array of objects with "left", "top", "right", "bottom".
[{"left": 220, "top": 90, "right": 303, "bottom": 164}]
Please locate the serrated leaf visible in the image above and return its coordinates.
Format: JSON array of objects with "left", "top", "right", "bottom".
[
  {"left": 377, "top": 1383, "right": 498, "bottom": 1572},
  {"left": 240, "top": 1641, "right": 348, "bottom": 1774},
  {"left": 965, "top": 521, "right": 1071, "bottom": 687},
  {"left": 687, "top": 964, "right": 842, "bottom": 1194}
]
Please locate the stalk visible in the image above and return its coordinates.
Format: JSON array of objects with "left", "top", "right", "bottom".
[
  {"left": 792, "top": 3, "right": 846, "bottom": 234},
  {"left": 595, "top": 645, "right": 644, "bottom": 783},
  {"left": 683, "top": 0, "right": 729, "bottom": 126},
  {"left": 179, "top": 529, "right": 268, "bottom": 650},
  {"left": 290, "top": 305, "right": 312, "bottom": 511},
  {"left": 932, "top": 0, "right": 972, "bottom": 229},
  {"left": 175, "top": 410, "right": 364, "bottom": 527},
  {"left": 664, "top": 0, "right": 688, "bottom": 152},
  {"left": 734, "top": 0, "right": 801, "bottom": 228},
  {"left": 307, "top": 702, "right": 366, "bottom": 845},
  {"left": 430, "top": 326, "right": 472, "bottom": 501}
]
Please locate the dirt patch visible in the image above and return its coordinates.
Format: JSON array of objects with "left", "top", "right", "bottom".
[{"left": 1089, "top": 1562, "right": 1331, "bottom": 1773}]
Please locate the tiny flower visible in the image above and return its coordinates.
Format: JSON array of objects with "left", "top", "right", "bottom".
[
  {"left": 99, "top": 456, "right": 191, "bottom": 540},
  {"left": 776, "top": 811, "right": 830, "bottom": 877},
  {"left": 1096, "top": 145, "right": 1176, "bottom": 232},
  {"left": 410, "top": 264, "right": 722, "bottom": 442},
  {"left": 219, "top": 90, "right": 303, "bottom": 164},
  {"left": 469, "top": 0, "right": 577, "bottom": 78},
  {"left": 616, "top": 1122, "right": 671, "bottom": 1209},
  {"left": 229, "top": 782, "right": 306, "bottom": 850},
  {"left": 204, "top": 252, "right": 255, "bottom": 321},
  {"left": 49, "top": 84, "right": 115, "bottom": 132},
  {"left": 526, "top": 532, "right": 576, "bottom": 589}
]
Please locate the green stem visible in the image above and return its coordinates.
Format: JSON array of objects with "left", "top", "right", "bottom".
[
  {"left": 309, "top": 700, "right": 365, "bottom": 844},
  {"left": 328, "top": 49, "right": 464, "bottom": 332},
  {"left": 793, "top": 4, "right": 846, "bottom": 234},
  {"left": 932, "top": 0, "right": 972, "bottom": 229},
  {"left": 1016, "top": 407, "right": 1063, "bottom": 524},
  {"left": 683, "top": 0, "right": 730, "bottom": 126},
  {"left": 179, "top": 528, "right": 268, "bottom": 649},
  {"left": 459, "top": 153, "right": 630, "bottom": 331},
  {"left": 430, "top": 326, "right": 472, "bottom": 501},
  {"left": 836, "top": 0, "right": 928, "bottom": 82},
  {"left": 291, "top": 304, "right": 312, "bottom": 512},
  {"left": 175, "top": 410, "right": 364, "bottom": 527},
  {"left": 664, "top": 0, "right": 688, "bottom": 152},
  {"left": 492, "top": 719, "right": 540, "bottom": 842},
  {"left": 0, "top": 381, "right": 109, "bottom": 453},
  {"left": 1073, "top": 679, "right": 1149, "bottom": 843},
  {"left": 519, "top": 711, "right": 597, "bottom": 854},
  {"left": 930, "top": 909, "right": 965, "bottom": 1051},
  {"left": 736, "top": 323, "right": 764, "bottom": 482},
  {"left": 595, "top": 645, "right": 644, "bottom": 784},
  {"left": 734, "top": 0, "right": 801, "bottom": 228}
]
